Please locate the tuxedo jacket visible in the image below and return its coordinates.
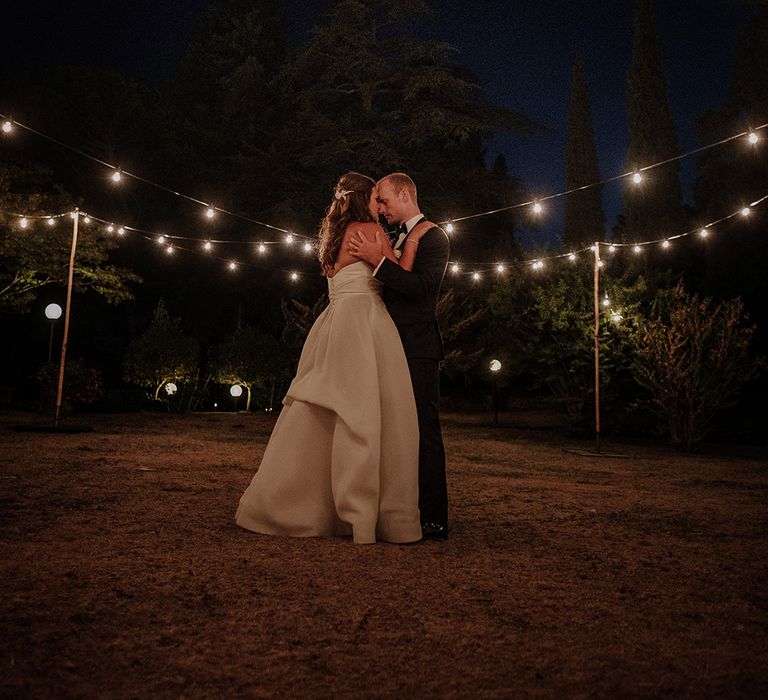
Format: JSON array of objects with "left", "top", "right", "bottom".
[{"left": 374, "top": 218, "right": 450, "bottom": 360}]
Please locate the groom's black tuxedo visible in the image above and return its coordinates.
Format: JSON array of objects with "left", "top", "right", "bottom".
[{"left": 374, "top": 218, "right": 451, "bottom": 529}]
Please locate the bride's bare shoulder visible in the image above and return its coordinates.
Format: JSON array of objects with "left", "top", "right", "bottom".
[{"left": 344, "top": 221, "right": 385, "bottom": 241}]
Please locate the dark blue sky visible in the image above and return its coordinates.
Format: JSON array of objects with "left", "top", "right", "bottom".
[{"left": 0, "top": 0, "right": 753, "bottom": 247}]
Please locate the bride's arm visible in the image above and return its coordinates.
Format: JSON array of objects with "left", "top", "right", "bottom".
[{"left": 397, "top": 220, "right": 435, "bottom": 271}]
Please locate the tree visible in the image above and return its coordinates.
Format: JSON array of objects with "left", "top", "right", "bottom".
[
  {"left": 631, "top": 282, "right": 764, "bottom": 449},
  {"left": 210, "top": 325, "right": 289, "bottom": 411},
  {"left": 0, "top": 161, "right": 141, "bottom": 313},
  {"left": 563, "top": 56, "right": 605, "bottom": 249},
  {"left": 123, "top": 300, "right": 199, "bottom": 399},
  {"left": 622, "top": 0, "right": 686, "bottom": 242}
]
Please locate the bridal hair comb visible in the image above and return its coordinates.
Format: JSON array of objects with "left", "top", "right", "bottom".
[{"left": 334, "top": 188, "right": 355, "bottom": 201}]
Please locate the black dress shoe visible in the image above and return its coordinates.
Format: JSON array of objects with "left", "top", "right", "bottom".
[{"left": 421, "top": 522, "right": 448, "bottom": 540}]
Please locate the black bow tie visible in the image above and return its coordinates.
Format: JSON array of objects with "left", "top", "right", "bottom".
[{"left": 397, "top": 223, "right": 408, "bottom": 235}]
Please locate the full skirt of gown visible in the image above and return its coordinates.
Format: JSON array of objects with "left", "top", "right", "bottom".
[{"left": 235, "top": 261, "right": 422, "bottom": 544}]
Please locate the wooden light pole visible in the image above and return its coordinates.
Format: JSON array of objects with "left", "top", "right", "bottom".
[
  {"left": 54, "top": 209, "right": 79, "bottom": 427},
  {"left": 593, "top": 241, "right": 601, "bottom": 454}
]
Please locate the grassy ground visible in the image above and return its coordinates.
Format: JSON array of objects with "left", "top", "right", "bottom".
[{"left": 1, "top": 409, "right": 766, "bottom": 698}]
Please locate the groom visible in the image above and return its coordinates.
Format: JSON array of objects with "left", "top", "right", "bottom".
[{"left": 349, "top": 173, "right": 451, "bottom": 540}]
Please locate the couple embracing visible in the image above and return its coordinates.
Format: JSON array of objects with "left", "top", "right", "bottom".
[{"left": 236, "top": 172, "right": 450, "bottom": 544}]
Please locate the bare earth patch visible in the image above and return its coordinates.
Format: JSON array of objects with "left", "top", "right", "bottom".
[{"left": 1, "top": 410, "right": 766, "bottom": 698}]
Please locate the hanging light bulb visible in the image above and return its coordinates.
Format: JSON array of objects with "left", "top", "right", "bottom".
[
  {"left": 633, "top": 245, "right": 642, "bottom": 254},
  {"left": 206, "top": 207, "right": 215, "bottom": 219},
  {"left": 610, "top": 311, "right": 623, "bottom": 324},
  {"left": 602, "top": 294, "right": 610, "bottom": 307},
  {"left": 303, "top": 242, "right": 313, "bottom": 253},
  {"left": 450, "top": 263, "right": 459, "bottom": 273},
  {"left": 632, "top": 171, "right": 643, "bottom": 184},
  {"left": 290, "top": 271, "right": 299, "bottom": 281},
  {"left": 111, "top": 168, "right": 122, "bottom": 183},
  {"left": 47, "top": 217, "right": 55, "bottom": 227},
  {"left": 532, "top": 201, "right": 543, "bottom": 215},
  {"left": 2, "top": 120, "right": 12, "bottom": 133},
  {"left": 106, "top": 224, "right": 114, "bottom": 233},
  {"left": 117, "top": 227, "right": 125, "bottom": 236},
  {"left": 285, "top": 233, "right": 294, "bottom": 245},
  {"left": 532, "top": 260, "right": 544, "bottom": 270},
  {"left": 20, "top": 216, "right": 29, "bottom": 229},
  {"left": 83, "top": 215, "right": 91, "bottom": 224},
  {"left": 699, "top": 228, "right": 709, "bottom": 238},
  {"left": 597, "top": 260, "right": 604, "bottom": 268},
  {"left": 568, "top": 253, "right": 577, "bottom": 261},
  {"left": 662, "top": 239, "right": 670, "bottom": 249},
  {"left": 165, "top": 245, "right": 174, "bottom": 255},
  {"left": 203, "top": 241, "right": 213, "bottom": 251},
  {"left": 228, "top": 261, "right": 237, "bottom": 271},
  {"left": 747, "top": 131, "right": 759, "bottom": 145},
  {"left": 157, "top": 235, "right": 166, "bottom": 245},
  {"left": 496, "top": 264, "right": 505, "bottom": 273},
  {"left": 257, "top": 243, "right": 267, "bottom": 254},
  {"left": 741, "top": 207, "right": 751, "bottom": 217},
  {"left": 608, "top": 244, "right": 616, "bottom": 253},
  {"left": 472, "top": 271, "right": 481, "bottom": 281},
  {"left": 445, "top": 221, "right": 455, "bottom": 234}
]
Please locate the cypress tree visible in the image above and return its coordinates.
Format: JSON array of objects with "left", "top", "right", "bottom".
[
  {"left": 623, "top": 0, "right": 685, "bottom": 242},
  {"left": 563, "top": 56, "right": 605, "bottom": 249}
]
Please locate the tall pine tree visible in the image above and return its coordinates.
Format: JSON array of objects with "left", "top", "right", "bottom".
[
  {"left": 563, "top": 56, "right": 605, "bottom": 249},
  {"left": 623, "top": 0, "right": 685, "bottom": 242}
]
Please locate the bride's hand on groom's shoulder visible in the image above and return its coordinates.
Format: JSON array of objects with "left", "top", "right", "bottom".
[
  {"left": 410, "top": 220, "right": 435, "bottom": 241},
  {"left": 348, "top": 226, "right": 387, "bottom": 265}
]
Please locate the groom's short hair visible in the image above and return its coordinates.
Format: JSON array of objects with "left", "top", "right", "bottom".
[{"left": 379, "top": 173, "right": 418, "bottom": 204}]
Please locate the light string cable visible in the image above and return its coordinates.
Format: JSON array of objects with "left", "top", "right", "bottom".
[
  {"left": 1, "top": 112, "right": 764, "bottom": 241},
  {"left": 0, "top": 113, "right": 307, "bottom": 241},
  {"left": 3, "top": 190, "right": 765, "bottom": 281},
  {"left": 438, "top": 123, "right": 767, "bottom": 227}
]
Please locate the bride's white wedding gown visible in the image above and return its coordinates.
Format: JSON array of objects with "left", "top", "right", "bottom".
[{"left": 235, "top": 261, "right": 422, "bottom": 544}]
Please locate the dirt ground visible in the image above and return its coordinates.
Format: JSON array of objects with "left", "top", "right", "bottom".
[{"left": 0, "top": 408, "right": 766, "bottom": 699}]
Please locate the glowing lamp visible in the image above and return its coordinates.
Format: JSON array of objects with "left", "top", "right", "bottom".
[
  {"left": 230, "top": 385, "right": 243, "bottom": 398},
  {"left": 45, "top": 303, "right": 62, "bottom": 320}
]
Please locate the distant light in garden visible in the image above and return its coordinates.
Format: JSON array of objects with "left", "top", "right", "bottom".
[
  {"left": 602, "top": 295, "right": 610, "bottom": 307},
  {"left": 610, "top": 311, "right": 623, "bottom": 324},
  {"left": 230, "top": 385, "right": 243, "bottom": 398},
  {"left": 489, "top": 359, "right": 502, "bottom": 373},
  {"left": 45, "top": 303, "right": 62, "bottom": 320},
  {"left": 165, "top": 383, "right": 177, "bottom": 395}
]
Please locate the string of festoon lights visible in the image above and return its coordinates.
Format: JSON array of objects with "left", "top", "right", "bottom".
[{"left": 1, "top": 113, "right": 765, "bottom": 282}]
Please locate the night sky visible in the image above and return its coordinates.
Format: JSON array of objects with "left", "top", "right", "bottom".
[{"left": 0, "top": 0, "right": 753, "bottom": 246}]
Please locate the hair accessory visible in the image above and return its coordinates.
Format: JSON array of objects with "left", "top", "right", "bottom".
[{"left": 334, "top": 188, "right": 355, "bottom": 201}]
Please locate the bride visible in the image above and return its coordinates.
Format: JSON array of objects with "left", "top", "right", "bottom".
[{"left": 235, "top": 172, "right": 433, "bottom": 544}]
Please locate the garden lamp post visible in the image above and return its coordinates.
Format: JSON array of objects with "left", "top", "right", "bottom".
[
  {"left": 44, "top": 303, "right": 62, "bottom": 365},
  {"left": 230, "top": 384, "right": 243, "bottom": 412},
  {"left": 490, "top": 359, "right": 502, "bottom": 425}
]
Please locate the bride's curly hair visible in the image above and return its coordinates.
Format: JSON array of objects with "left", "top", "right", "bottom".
[{"left": 317, "top": 172, "right": 377, "bottom": 273}]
